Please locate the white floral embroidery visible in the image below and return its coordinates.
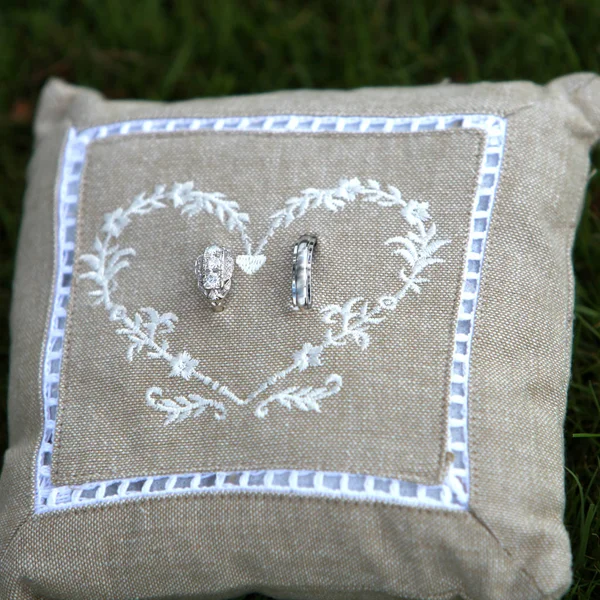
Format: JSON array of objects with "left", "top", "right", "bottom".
[
  {"left": 253, "top": 178, "right": 405, "bottom": 260},
  {"left": 111, "top": 307, "right": 176, "bottom": 363},
  {"left": 255, "top": 374, "right": 343, "bottom": 418},
  {"left": 401, "top": 199, "right": 431, "bottom": 226},
  {"left": 79, "top": 179, "right": 449, "bottom": 424},
  {"left": 385, "top": 221, "right": 448, "bottom": 277},
  {"left": 292, "top": 343, "right": 324, "bottom": 371},
  {"left": 313, "top": 218, "right": 449, "bottom": 356},
  {"left": 102, "top": 207, "right": 131, "bottom": 237},
  {"left": 168, "top": 351, "right": 199, "bottom": 380},
  {"left": 146, "top": 387, "right": 226, "bottom": 424}
]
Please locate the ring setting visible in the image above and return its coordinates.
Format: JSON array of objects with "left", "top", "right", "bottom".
[{"left": 194, "top": 244, "right": 234, "bottom": 312}]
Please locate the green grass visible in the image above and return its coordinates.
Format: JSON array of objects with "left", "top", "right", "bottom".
[{"left": 0, "top": 1, "right": 598, "bottom": 598}]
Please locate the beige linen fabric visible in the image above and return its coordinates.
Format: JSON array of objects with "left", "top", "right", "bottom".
[
  {"left": 2, "top": 73, "right": 600, "bottom": 600},
  {"left": 52, "top": 128, "right": 483, "bottom": 487}
]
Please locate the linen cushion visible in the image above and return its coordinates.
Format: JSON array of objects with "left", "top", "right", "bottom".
[{"left": 2, "top": 74, "right": 600, "bottom": 600}]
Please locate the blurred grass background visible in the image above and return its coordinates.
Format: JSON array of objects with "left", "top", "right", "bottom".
[{"left": 0, "top": 1, "right": 598, "bottom": 598}]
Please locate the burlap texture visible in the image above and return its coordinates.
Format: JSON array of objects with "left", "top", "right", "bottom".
[{"left": 2, "top": 73, "right": 600, "bottom": 600}]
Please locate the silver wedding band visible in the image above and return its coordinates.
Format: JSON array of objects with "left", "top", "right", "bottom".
[
  {"left": 195, "top": 244, "right": 234, "bottom": 312},
  {"left": 291, "top": 234, "right": 317, "bottom": 311}
]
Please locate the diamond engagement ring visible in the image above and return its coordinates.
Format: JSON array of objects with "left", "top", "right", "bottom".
[
  {"left": 291, "top": 234, "right": 318, "bottom": 311},
  {"left": 194, "top": 244, "right": 234, "bottom": 312}
]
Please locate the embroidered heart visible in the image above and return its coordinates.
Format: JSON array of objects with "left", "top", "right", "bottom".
[
  {"left": 79, "top": 179, "right": 449, "bottom": 424},
  {"left": 236, "top": 254, "right": 267, "bottom": 274}
]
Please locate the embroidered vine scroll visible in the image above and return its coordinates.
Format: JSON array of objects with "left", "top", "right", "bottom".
[{"left": 79, "top": 179, "right": 449, "bottom": 423}]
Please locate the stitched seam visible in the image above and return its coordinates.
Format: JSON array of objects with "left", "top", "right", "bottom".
[
  {"left": 34, "top": 482, "right": 479, "bottom": 515},
  {"left": 468, "top": 508, "right": 546, "bottom": 599},
  {"left": 71, "top": 110, "right": 513, "bottom": 131},
  {"left": 67, "top": 125, "right": 482, "bottom": 144},
  {"left": 436, "top": 130, "right": 487, "bottom": 485}
]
